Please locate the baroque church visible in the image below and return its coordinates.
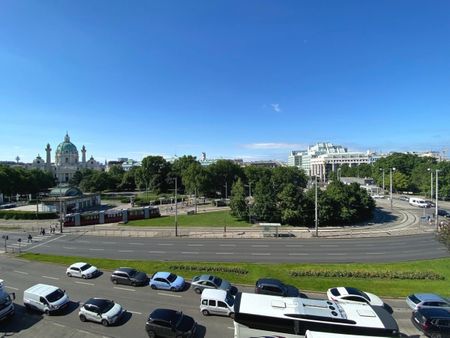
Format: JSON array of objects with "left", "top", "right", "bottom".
[{"left": 31, "top": 133, "right": 103, "bottom": 183}]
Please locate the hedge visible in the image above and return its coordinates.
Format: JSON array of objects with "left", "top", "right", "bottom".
[
  {"left": 0, "top": 210, "right": 58, "bottom": 220},
  {"left": 289, "top": 269, "right": 445, "bottom": 280},
  {"left": 168, "top": 264, "right": 249, "bottom": 275}
]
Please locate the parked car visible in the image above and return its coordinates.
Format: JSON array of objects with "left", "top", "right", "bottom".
[
  {"left": 437, "top": 209, "right": 450, "bottom": 218},
  {"left": 66, "top": 262, "right": 99, "bottom": 279},
  {"left": 255, "top": 278, "right": 304, "bottom": 298},
  {"left": 191, "top": 274, "right": 238, "bottom": 295},
  {"left": 425, "top": 200, "right": 436, "bottom": 208},
  {"left": 200, "top": 289, "right": 234, "bottom": 318},
  {"left": 327, "top": 287, "right": 384, "bottom": 307},
  {"left": 145, "top": 308, "right": 197, "bottom": 338},
  {"left": 23, "top": 284, "right": 69, "bottom": 315},
  {"left": 399, "top": 195, "right": 410, "bottom": 201},
  {"left": 372, "top": 194, "right": 385, "bottom": 199},
  {"left": 79, "top": 298, "right": 124, "bottom": 326},
  {"left": 406, "top": 293, "right": 450, "bottom": 311},
  {"left": 411, "top": 307, "right": 450, "bottom": 337},
  {"left": 110, "top": 267, "right": 149, "bottom": 286},
  {"left": 149, "top": 272, "right": 185, "bottom": 291}
]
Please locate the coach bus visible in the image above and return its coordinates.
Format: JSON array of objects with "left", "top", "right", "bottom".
[{"left": 233, "top": 292, "right": 399, "bottom": 338}]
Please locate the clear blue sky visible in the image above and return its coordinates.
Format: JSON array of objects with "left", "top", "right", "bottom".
[{"left": 1, "top": 0, "right": 449, "bottom": 163}]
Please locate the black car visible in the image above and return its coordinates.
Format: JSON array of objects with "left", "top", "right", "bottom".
[
  {"left": 412, "top": 307, "right": 450, "bottom": 337},
  {"left": 145, "top": 308, "right": 197, "bottom": 338},
  {"left": 437, "top": 209, "right": 450, "bottom": 218},
  {"left": 110, "top": 267, "right": 149, "bottom": 286},
  {"left": 255, "top": 278, "right": 305, "bottom": 298}
]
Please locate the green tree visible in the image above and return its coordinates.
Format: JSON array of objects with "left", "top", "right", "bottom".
[
  {"left": 252, "top": 176, "right": 279, "bottom": 223},
  {"left": 229, "top": 178, "right": 248, "bottom": 220},
  {"left": 138, "top": 156, "right": 171, "bottom": 194},
  {"left": 277, "top": 183, "right": 305, "bottom": 226}
]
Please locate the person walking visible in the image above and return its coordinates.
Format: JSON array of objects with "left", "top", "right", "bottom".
[{"left": 27, "top": 234, "right": 32, "bottom": 243}]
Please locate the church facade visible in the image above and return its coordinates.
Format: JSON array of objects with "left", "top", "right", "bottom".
[{"left": 31, "top": 133, "right": 103, "bottom": 183}]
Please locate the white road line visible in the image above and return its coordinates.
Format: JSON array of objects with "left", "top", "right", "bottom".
[
  {"left": 326, "top": 253, "right": 347, "bottom": 255},
  {"left": 89, "top": 248, "right": 105, "bottom": 251},
  {"left": 127, "top": 310, "right": 142, "bottom": 315},
  {"left": 14, "top": 270, "right": 28, "bottom": 275},
  {"left": 113, "top": 286, "right": 136, "bottom": 292},
  {"left": 227, "top": 326, "right": 234, "bottom": 330},
  {"left": 148, "top": 251, "right": 166, "bottom": 254},
  {"left": 158, "top": 243, "right": 174, "bottom": 246},
  {"left": 251, "top": 245, "right": 269, "bottom": 247},
  {"left": 101, "top": 241, "right": 116, "bottom": 244},
  {"left": 320, "top": 245, "right": 338, "bottom": 247},
  {"left": 118, "top": 250, "right": 134, "bottom": 253},
  {"left": 181, "top": 251, "right": 199, "bottom": 254},
  {"left": 157, "top": 292, "right": 182, "bottom": 298},
  {"left": 42, "top": 275, "right": 59, "bottom": 280},
  {"left": 23, "top": 234, "right": 67, "bottom": 252},
  {"left": 52, "top": 322, "right": 65, "bottom": 328},
  {"left": 288, "top": 253, "right": 309, "bottom": 256},
  {"left": 188, "top": 244, "right": 204, "bottom": 247},
  {"left": 77, "top": 329, "right": 90, "bottom": 335},
  {"left": 356, "top": 244, "right": 374, "bottom": 247},
  {"left": 219, "top": 244, "right": 236, "bottom": 247},
  {"left": 75, "top": 281, "right": 95, "bottom": 286},
  {"left": 128, "top": 242, "right": 144, "bottom": 245},
  {"left": 5, "top": 286, "right": 19, "bottom": 290},
  {"left": 366, "top": 252, "right": 385, "bottom": 255},
  {"left": 77, "top": 240, "right": 90, "bottom": 243},
  {"left": 251, "top": 253, "right": 271, "bottom": 256},
  {"left": 286, "top": 245, "right": 304, "bottom": 248},
  {"left": 215, "top": 252, "right": 234, "bottom": 255},
  {"left": 62, "top": 246, "right": 76, "bottom": 250}
]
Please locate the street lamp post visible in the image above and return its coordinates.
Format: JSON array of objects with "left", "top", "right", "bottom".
[
  {"left": 174, "top": 178, "right": 178, "bottom": 237},
  {"left": 379, "top": 168, "right": 385, "bottom": 193},
  {"left": 435, "top": 169, "right": 441, "bottom": 231},
  {"left": 390, "top": 168, "right": 396, "bottom": 210},
  {"left": 427, "top": 168, "right": 434, "bottom": 200},
  {"left": 224, "top": 180, "right": 228, "bottom": 234},
  {"left": 314, "top": 176, "right": 318, "bottom": 237},
  {"left": 59, "top": 186, "right": 64, "bottom": 233}
]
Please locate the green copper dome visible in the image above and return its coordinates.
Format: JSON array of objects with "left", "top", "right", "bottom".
[{"left": 56, "top": 133, "right": 78, "bottom": 154}]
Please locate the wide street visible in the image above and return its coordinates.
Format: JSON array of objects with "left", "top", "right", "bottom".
[{"left": 0, "top": 255, "right": 426, "bottom": 337}]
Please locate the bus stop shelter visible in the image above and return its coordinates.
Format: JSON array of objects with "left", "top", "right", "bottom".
[{"left": 259, "top": 223, "right": 281, "bottom": 237}]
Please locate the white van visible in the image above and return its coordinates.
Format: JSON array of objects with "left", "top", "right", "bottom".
[
  {"left": 200, "top": 289, "right": 234, "bottom": 318},
  {"left": 23, "top": 284, "right": 69, "bottom": 314},
  {"left": 409, "top": 197, "right": 428, "bottom": 208}
]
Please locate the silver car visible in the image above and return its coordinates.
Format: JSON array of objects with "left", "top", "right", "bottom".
[
  {"left": 191, "top": 274, "right": 237, "bottom": 295},
  {"left": 406, "top": 293, "right": 450, "bottom": 311},
  {"left": 79, "top": 298, "right": 124, "bottom": 326}
]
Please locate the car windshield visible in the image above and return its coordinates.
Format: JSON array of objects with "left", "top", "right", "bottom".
[
  {"left": 409, "top": 295, "right": 421, "bottom": 304},
  {"left": 167, "top": 273, "right": 177, "bottom": 283},
  {"left": 212, "top": 277, "right": 222, "bottom": 286},
  {"left": 46, "top": 289, "right": 65, "bottom": 302},
  {"left": 346, "top": 287, "right": 369, "bottom": 301},
  {"left": 225, "top": 293, "right": 235, "bottom": 307},
  {"left": 97, "top": 300, "right": 115, "bottom": 313},
  {"left": 80, "top": 263, "right": 92, "bottom": 271},
  {"left": 0, "top": 295, "right": 12, "bottom": 310},
  {"left": 174, "top": 311, "right": 183, "bottom": 327},
  {"left": 128, "top": 269, "right": 137, "bottom": 277}
]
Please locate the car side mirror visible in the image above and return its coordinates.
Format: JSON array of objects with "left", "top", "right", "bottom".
[{"left": 11, "top": 292, "right": 15, "bottom": 300}]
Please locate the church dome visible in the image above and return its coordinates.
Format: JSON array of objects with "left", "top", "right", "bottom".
[{"left": 56, "top": 133, "right": 78, "bottom": 155}]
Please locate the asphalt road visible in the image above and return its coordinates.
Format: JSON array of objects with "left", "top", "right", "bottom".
[
  {"left": 0, "top": 255, "right": 425, "bottom": 337},
  {"left": 1, "top": 232, "right": 446, "bottom": 263}
]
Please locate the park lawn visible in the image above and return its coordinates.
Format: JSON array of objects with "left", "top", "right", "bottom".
[
  {"left": 19, "top": 253, "right": 450, "bottom": 298},
  {"left": 125, "top": 210, "right": 251, "bottom": 227}
]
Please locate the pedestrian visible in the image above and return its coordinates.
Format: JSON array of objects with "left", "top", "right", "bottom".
[
  {"left": 42, "top": 228, "right": 45, "bottom": 236},
  {"left": 27, "top": 234, "right": 32, "bottom": 243}
]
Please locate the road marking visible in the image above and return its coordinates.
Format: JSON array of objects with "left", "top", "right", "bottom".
[
  {"left": 75, "top": 281, "right": 95, "bottom": 286},
  {"left": 113, "top": 286, "right": 136, "bottom": 292},
  {"left": 101, "top": 241, "right": 116, "bottom": 244},
  {"left": 77, "top": 329, "right": 90, "bottom": 335},
  {"left": 53, "top": 322, "right": 65, "bottom": 328},
  {"left": 128, "top": 242, "right": 144, "bottom": 245},
  {"left": 181, "top": 251, "right": 199, "bottom": 254},
  {"left": 62, "top": 246, "right": 76, "bottom": 250},
  {"left": 188, "top": 244, "right": 204, "bottom": 247},
  {"left": 127, "top": 310, "right": 142, "bottom": 315},
  {"left": 5, "top": 286, "right": 19, "bottom": 290},
  {"left": 326, "top": 253, "right": 347, "bottom": 255},
  {"left": 227, "top": 326, "right": 234, "bottom": 330},
  {"left": 356, "top": 244, "right": 374, "bottom": 247},
  {"left": 251, "top": 253, "right": 270, "bottom": 256},
  {"left": 148, "top": 251, "right": 166, "bottom": 254},
  {"left": 219, "top": 244, "right": 236, "bottom": 247},
  {"left": 215, "top": 252, "right": 234, "bottom": 255},
  {"left": 157, "top": 243, "right": 173, "bottom": 246},
  {"left": 42, "top": 275, "right": 59, "bottom": 280},
  {"left": 23, "top": 234, "right": 67, "bottom": 251},
  {"left": 366, "top": 252, "right": 385, "bottom": 255},
  {"left": 251, "top": 245, "right": 269, "bottom": 247},
  {"left": 157, "top": 292, "right": 182, "bottom": 298},
  {"left": 77, "top": 240, "right": 90, "bottom": 243},
  {"left": 288, "top": 253, "right": 309, "bottom": 256},
  {"left": 14, "top": 270, "right": 28, "bottom": 275},
  {"left": 118, "top": 250, "right": 134, "bottom": 253},
  {"left": 320, "top": 244, "right": 338, "bottom": 247},
  {"left": 286, "top": 244, "right": 304, "bottom": 248},
  {"left": 89, "top": 248, "right": 105, "bottom": 251}
]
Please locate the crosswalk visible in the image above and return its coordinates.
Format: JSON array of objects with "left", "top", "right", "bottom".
[{"left": 1, "top": 234, "right": 59, "bottom": 253}]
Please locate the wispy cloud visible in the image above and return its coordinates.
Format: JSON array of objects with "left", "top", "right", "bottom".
[
  {"left": 270, "top": 103, "right": 281, "bottom": 113},
  {"left": 243, "top": 142, "right": 306, "bottom": 150}
]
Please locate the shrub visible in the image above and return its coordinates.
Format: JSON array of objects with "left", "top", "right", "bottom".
[
  {"left": 289, "top": 269, "right": 444, "bottom": 280},
  {"left": 0, "top": 210, "right": 58, "bottom": 220},
  {"left": 168, "top": 264, "right": 248, "bottom": 275}
]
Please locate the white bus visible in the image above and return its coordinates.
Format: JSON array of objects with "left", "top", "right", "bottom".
[{"left": 233, "top": 293, "right": 400, "bottom": 338}]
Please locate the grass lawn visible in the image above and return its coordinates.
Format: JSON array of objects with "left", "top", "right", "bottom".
[
  {"left": 19, "top": 253, "right": 450, "bottom": 298},
  {"left": 125, "top": 210, "right": 251, "bottom": 227}
]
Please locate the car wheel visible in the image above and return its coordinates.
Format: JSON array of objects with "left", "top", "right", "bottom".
[
  {"left": 229, "top": 312, "right": 235, "bottom": 319},
  {"left": 150, "top": 284, "right": 157, "bottom": 290},
  {"left": 131, "top": 281, "right": 137, "bottom": 286},
  {"left": 202, "top": 309, "right": 209, "bottom": 316},
  {"left": 101, "top": 319, "right": 109, "bottom": 327},
  {"left": 170, "top": 287, "right": 175, "bottom": 292},
  {"left": 194, "top": 288, "right": 202, "bottom": 294},
  {"left": 79, "top": 314, "right": 86, "bottom": 322},
  {"left": 82, "top": 274, "right": 87, "bottom": 279},
  {"left": 112, "top": 279, "right": 118, "bottom": 284},
  {"left": 431, "top": 334, "right": 442, "bottom": 338},
  {"left": 44, "top": 309, "right": 50, "bottom": 316},
  {"left": 67, "top": 272, "right": 72, "bottom": 277},
  {"left": 24, "top": 303, "right": 31, "bottom": 312},
  {"left": 147, "top": 330, "right": 156, "bottom": 338}
]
